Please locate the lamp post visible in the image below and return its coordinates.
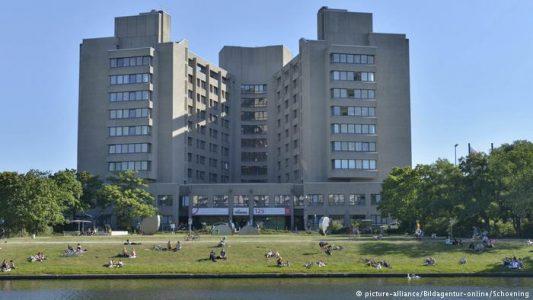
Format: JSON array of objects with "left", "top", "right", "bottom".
[{"left": 454, "top": 144, "right": 459, "bottom": 166}]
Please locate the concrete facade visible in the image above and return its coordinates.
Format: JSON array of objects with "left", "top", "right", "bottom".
[{"left": 78, "top": 7, "right": 411, "bottom": 230}]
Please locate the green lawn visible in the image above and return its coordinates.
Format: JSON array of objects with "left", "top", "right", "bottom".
[{"left": 0, "top": 234, "right": 530, "bottom": 275}]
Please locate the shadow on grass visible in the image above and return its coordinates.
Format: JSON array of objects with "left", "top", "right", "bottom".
[
  {"left": 476, "top": 256, "right": 533, "bottom": 273},
  {"left": 357, "top": 241, "right": 524, "bottom": 258}
]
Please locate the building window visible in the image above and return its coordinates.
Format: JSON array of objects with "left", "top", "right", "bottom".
[
  {"left": 273, "top": 195, "right": 291, "bottom": 207},
  {"left": 330, "top": 53, "right": 375, "bottom": 64},
  {"left": 241, "top": 125, "right": 267, "bottom": 135},
  {"left": 109, "top": 108, "right": 150, "bottom": 119},
  {"left": 241, "top": 98, "right": 268, "bottom": 108},
  {"left": 110, "top": 56, "right": 151, "bottom": 68},
  {"left": 213, "top": 195, "right": 228, "bottom": 207},
  {"left": 192, "top": 195, "right": 209, "bottom": 207},
  {"left": 241, "top": 84, "right": 267, "bottom": 93},
  {"left": 108, "top": 143, "right": 150, "bottom": 154},
  {"left": 331, "top": 106, "right": 375, "bottom": 117},
  {"left": 241, "top": 152, "right": 267, "bottom": 162},
  {"left": 331, "top": 124, "right": 376, "bottom": 134},
  {"left": 109, "top": 91, "right": 150, "bottom": 102},
  {"left": 332, "top": 159, "right": 377, "bottom": 170},
  {"left": 370, "top": 194, "right": 381, "bottom": 205},
  {"left": 331, "top": 141, "right": 376, "bottom": 152},
  {"left": 109, "top": 73, "right": 151, "bottom": 85},
  {"left": 108, "top": 126, "right": 150, "bottom": 137},
  {"left": 328, "top": 194, "right": 345, "bottom": 206},
  {"left": 331, "top": 88, "right": 375, "bottom": 100},
  {"left": 331, "top": 71, "right": 374, "bottom": 82},
  {"left": 108, "top": 161, "right": 150, "bottom": 171},
  {"left": 241, "top": 166, "right": 267, "bottom": 176},
  {"left": 241, "top": 111, "right": 268, "bottom": 121},
  {"left": 349, "top": 194, "right": 366, "bottom": 206},
  {"left": 233, "top": 195, "right": 249, "bottom": 207},
  {"left": 308, "top": 194, "right": 324, "bottom": 206},
  {"left": 157, "top": 195, "right": 174, "bottom": 206}
]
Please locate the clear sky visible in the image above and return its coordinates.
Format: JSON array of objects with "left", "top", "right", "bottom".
[{"left": 1, "top": 0, "right": 532, "bottom": 172}]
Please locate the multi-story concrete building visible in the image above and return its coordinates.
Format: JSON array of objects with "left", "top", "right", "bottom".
[{"left": 78, "top": 7, "right": 411, "bottom": 230}]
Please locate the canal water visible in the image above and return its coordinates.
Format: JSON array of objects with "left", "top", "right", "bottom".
[{"left": 0, "top": 277, "right": 531, "bottom": 299}]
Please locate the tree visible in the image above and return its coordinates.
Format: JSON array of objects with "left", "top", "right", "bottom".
[
  {"left": 98, "top": 171, "right": 156, "bottom": 230},
  {"left": 489, "top": 140, "right": 533, "bottom": 237},
  {"left": 0, "top": 171, "right": 68, "bottom": 234},
  {"left": 459, "top": 152, "right": 499, "bottom": 232},
  {"left": 77, "top": 171, "right": 103, "bottom": 210},
  {"left": 380, "top": 166, "right": 422, "bottom": 232},
  {"left": 50, "top": 169, "right": 83, "bottom": 219}
]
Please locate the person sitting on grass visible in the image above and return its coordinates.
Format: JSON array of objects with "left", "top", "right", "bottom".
[
  {"left": 122, "top": 247, "right": 129, "bottom": 258},
  {"left": 382, "top": 260, "right": 392, "bottom": 268},
  {"left": 217, "top": 236, "right": 227, "bottom": 248},
  {"left": 319, "top": 241, "right": 329, "bottom": 249},
  {"left": 304, "top": 262, "right": 313, "bottom": 269},
  {"left": 324, "top": 245, "right": 333, "bottom": 256},
  {"left": 117, "top": 260, "right": 124, "bottom": 268},
  {"left": 423, "top": 257, "right": 436, "bottom": 266},
  {"left": 317, "top": 260, "right": 326, "bottom": 267},
  {"left": 129, "top": 248, "right": 137, "bottom": 259},
  {"left": 175, "top": 241, "right": 182, "bottom": 251},
  {"left": 167, "top": 240, "right": 172, "bottom": 251},
  {"left": 209, "top": 250, "right": 217, "bottom": 262},
  {"left": 217, "top": 249, "right": 227, "bottom": 260}
]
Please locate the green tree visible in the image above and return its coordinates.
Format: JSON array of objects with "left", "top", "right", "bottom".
[
  {"left": 77, "top": 171, "right": 103, "bottom": 210},
  {"left": 459, "top": 152, "right": 499, "bottom": 232},
  {"left": 0, "top": 171, "right": 68, "bottom": 234},
  {"left": 98, "top": 171, "right": 156, "bottom": 230},
  {"left": 50, "top": 169, "right": 83, "bottom": 219},
  {"left": 489, "top": 140, "right": 533, "bottom": 237},
  {"left": 380, "top": 166, "right": 422, "bottom": 232}
]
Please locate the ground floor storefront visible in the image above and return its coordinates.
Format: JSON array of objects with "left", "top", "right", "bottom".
[{"left": 150, "top": 182, "right": 392, "bottom": 231}]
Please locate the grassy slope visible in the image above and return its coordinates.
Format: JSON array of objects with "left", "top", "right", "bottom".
[{"left": 0, "top": 234, "right": 530, "bottom": 275}]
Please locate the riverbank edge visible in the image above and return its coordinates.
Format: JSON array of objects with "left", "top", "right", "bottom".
[{"left": 0, "top": 272, "right": 531, "bottom": 280}]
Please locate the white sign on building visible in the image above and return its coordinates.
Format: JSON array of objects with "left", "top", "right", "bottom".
[
  {"left": 191, "top": 208, "right": 229, "bottom": 216},
  {"left": 232, "top": 207, "right": 249, "bottom": 216}
]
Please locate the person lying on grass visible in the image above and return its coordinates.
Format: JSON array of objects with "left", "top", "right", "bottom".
[
  {"left": 0, "top": 259, "right": 15, "bottom": 272},
  {"left": 423, "top": 257, "right": 436, "bottom": 266},
  {"left": 503, "top": 257, "right": 524, "bottom": 270},
  {"left": 124, "top": 239, "right": 141, "bottom": 246},
  {"left": 105, "top": 259, "right": 125, "bottom": 268},
  {"left": 265, "top": 250, "right": 280, "bottom": 259},
  {"left": 28, "top": 252, "right": 46, "bottom": 262}
]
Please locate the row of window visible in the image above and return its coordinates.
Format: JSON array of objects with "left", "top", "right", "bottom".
[
  {"left": 187, "top": 193, "right": 382, "bottom": 207},
  {"left": 108, "top": 160, "right": 151, "bottom": 171},
  {"left": 109, "top": 125, "right": 150, "bottom": 137},
  {"left": 331, "top": 71, "right": 375, "bottom": 82},
  {"left": 241, "top": 152, "right": 268, "bottom": 162},
  {"left": 109, "top": 56, "right": 151, "bottom": 68},
  {"left": 109, "top": 91, "right": 150, "bottom": 102},
  {"left": 332, "top": 159, "right": 377, "bottom": 170},
  {"left": 241, "top": 98, "right": 267, "bottom": 108},
  {"left": 331, "top": 106, "right": 375, "bottom": 117},
  {"left": 331, "top": 141, "right": 376, "bottom": 152},
  {"left": 241, "top": 84, "right": 267, "bottom": 93},
  {"left": 331, "top": 124, "right": 376, "bottom": 134},
  {"left": 331, "top": 88, "right": 375, "bottom": 99},
  {"left": 331, "top": 53, "right": 375, "bottom": 64},
  {"left": 241, "top": 165, "right": 267, "bottom": 176},
  {"left": 241, "top": 124, "right": 267, "bottom": 135},
  {"left": 241, "top": 138, "right": 268, "bottom": 148},
  {"left": 241, "top": 111, "right": 268, "bottom": 121},
  {"left": 108, "top": 143, "right": 150, "bottom": 154},
  {"left": 186, "top": 168, "right": 230, "bottom": 183},
  {"left": 109, "top": 73, "right": 151, "bottom": 85},
  {"left": 110, "top": 108, "right": 150, "bottom": 119}
]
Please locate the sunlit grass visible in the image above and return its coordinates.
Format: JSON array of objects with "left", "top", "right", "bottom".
[{"left": 0, "top": 234, "right": 530, "bottom": 275}]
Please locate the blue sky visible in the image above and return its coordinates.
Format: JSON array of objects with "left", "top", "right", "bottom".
[{"left": 0, "top": 0, "right": 532, "bottom": 172}]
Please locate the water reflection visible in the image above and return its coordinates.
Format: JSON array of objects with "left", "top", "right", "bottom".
[{"left": 0, "top": 277, "right": 531, "bottom": 300}]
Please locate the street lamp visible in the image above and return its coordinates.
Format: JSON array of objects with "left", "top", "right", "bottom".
[{"left": 454, "top": 144, "right": 459, "bottom": 166}]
